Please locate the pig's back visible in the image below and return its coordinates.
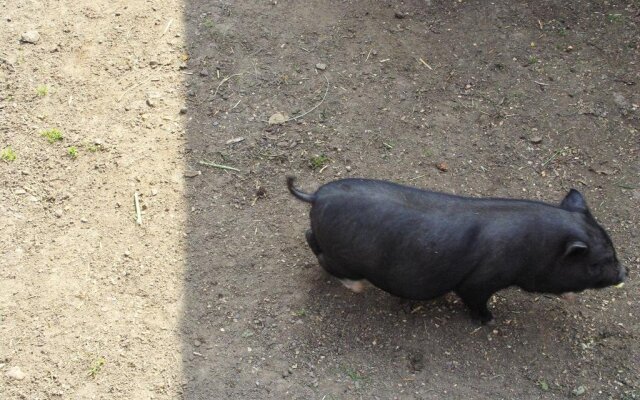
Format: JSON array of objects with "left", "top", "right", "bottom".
[{"left": 316, "top": 178, "right": 565, "bottom": 216}]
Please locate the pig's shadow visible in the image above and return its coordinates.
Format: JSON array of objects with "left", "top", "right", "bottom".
[{"left": 296, "top": 265, "right": 581, "bottom": 377}]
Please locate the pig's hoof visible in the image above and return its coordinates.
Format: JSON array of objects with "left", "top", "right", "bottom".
[
  {"left": 339, "top": 279, "right": 367, "bottom": 293},
  {"left": 470, "top": 310, "right": 494, "bottom": 325},
  {"left": 481, "top": 317, "right": 496, "bottom": 326}
]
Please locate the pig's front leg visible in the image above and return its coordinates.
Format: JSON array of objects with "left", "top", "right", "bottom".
[{"left": 455, "top": 287, "right": 495, "bottom": 325}]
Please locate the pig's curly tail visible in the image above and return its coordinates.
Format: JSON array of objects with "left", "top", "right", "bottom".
[{"left": 287, "top": 176, "right": 316, "bottom": 203}]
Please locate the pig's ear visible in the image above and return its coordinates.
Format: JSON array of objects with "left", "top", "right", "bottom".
[
  {"left": 560, "top": 189, "right": 588, "bottom": 212},
  {"left": 564, "top": 241, "right": 589, "bottom": 258}
]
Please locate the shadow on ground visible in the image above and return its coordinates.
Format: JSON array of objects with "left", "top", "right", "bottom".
[{"left": 181, "top": 1, "right": 639, "bottom": 398}]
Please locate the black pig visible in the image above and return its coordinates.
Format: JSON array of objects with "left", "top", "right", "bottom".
[{"left": 287, "top": 177, "right": 627, "bottom": 323}]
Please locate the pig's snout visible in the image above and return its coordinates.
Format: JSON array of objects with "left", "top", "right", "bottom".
[{"left": 617, "top": 264, "right": 629, "bottom": 283}]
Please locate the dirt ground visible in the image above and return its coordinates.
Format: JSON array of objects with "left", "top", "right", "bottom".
[{"left": 1, "top": 0, "right": 639, "bottom": 399}]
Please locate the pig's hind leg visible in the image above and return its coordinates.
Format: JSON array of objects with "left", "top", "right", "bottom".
[
  {"left": 338, "top": 279, "right": 368, "bottom": 293},
  {"left": 305, "top": 228, "right": 331, "bottom": 270},
  {"left": 305, "top": 230, "right": 367, "bottom": 293},
  {"left": 305, "top": 229, "right": 322, "bottom": 256},
  {"left": 319, "top": 256, "right": 368, "bottom": 294}
]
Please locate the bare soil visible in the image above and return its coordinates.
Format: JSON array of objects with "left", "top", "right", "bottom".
[{"left": 1, "top": 0, "right": 639, "bottom": 399}]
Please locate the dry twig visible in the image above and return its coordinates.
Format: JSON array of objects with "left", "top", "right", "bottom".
[{"left": 134, "top": 192, "right": 142, "bottom": 225}]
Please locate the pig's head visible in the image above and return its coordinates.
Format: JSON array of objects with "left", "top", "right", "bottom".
[{"left": 533, "top": 189, "right": 627, "bottom": 294}]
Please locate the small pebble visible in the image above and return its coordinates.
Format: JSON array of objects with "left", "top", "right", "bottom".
[
  {"left": 184, "top": 170, "right": 201, "bottom": 178},
  {"left": 6, "top": 366, "right": 25, "bottom": 380},
  {"left": 81, "top": 217, "right": 88, "bottom": 223},
  {"left": 194, "top": 340, "right": 201, "bottom": 347},
  {"left": 315, "top": 63, "right": 327, "bottom": 70},
  {"left": 530, "top": 136, "right": 543, "bottom": 144},
  {"left": 54, "top": 209, "right": 63, "bottom": 218},
  {"left": 20, "top": 31, "right": 40, "bottom": 44},
  {"left": 394, "top": 11, "right": 406, "bottom": 19},
  {"left": 151, "top": 188, "right": 158, "bottom": 196},
  {"left": 613, "top": 93, "right": 630, "bottom": 109},
  {"left": 179, "top": 106, "right": 188, "bottom": 114}
]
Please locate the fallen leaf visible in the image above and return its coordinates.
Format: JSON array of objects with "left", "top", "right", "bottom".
[
  {"left": 588, "top": 165, "right": 616, "bottom": 175},
  {"left": 435, "top": 162, "right": 449, "bottom": 172},
  {"left": 530, "top": 136, "right": 543, "bottom": 144},
  {"left": 268, "top": 112, "right": 287, "bottom": 125}
]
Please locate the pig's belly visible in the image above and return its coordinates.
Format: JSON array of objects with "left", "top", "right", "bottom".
[{"left": 328, "top": 252, "right": 464, "bottom": 301}]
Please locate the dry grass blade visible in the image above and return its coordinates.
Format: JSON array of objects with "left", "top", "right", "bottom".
[
  {"left": 286, "top": 74, "right": 330, "bottom": 122},
  {"left": 212, "top": 73, "right": 244, "bottom": 99},
  {"left": 199, "top": 160, "right": 240, "bottom": 172}
]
